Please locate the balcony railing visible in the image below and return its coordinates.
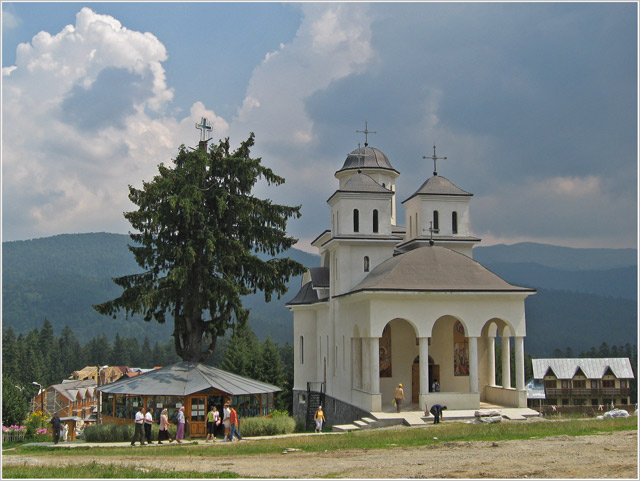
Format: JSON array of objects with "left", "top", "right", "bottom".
[{"left": 545, "top": 387, "right": 630, "bottom": 398}]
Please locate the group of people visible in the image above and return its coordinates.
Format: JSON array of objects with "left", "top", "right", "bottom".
[
  {"left": 205, "top": 402, "right": 242, "bottom": 442},
  {"left": 130, "top": 401, "right": 243, "bottom": 445},
  {"left": 131, "top": 406, "right": 184, "bottom": 445}
]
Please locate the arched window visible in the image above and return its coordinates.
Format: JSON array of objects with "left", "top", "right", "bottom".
[
  {"left": 433, "top": 210, "right": 439, "bottom": 232},
  {"left": 373, "top": 210, "right": 379, "bottom": 233},
  {"left": 300, "top": 336, "right": 304, "bottom": 365},
  {"left": 364, "top": 256, "right": 370, "bottom": 272},
  {"left": 409, "top": 216, "right": 413, "bottom": 237},
  {"left": 353, "top": 209, "right": 360, "bottom": 233},
  {"left": 452, "top": 211, "right": 458, "bottom": 234}
]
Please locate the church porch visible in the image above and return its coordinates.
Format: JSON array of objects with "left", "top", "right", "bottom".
[{"left": 332, "top": 402, "right": 540, "bottom": 432}]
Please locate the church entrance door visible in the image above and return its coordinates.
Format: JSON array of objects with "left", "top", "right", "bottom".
[{"left": 429, "top": 364, "right": 440, "bottom": 391}]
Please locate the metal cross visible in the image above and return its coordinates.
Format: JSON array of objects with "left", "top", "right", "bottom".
[
  {"left": 196, "top": 117, "right": 212, "bottom": 142},
  {"left": 356, "top": 121, "right": 376, "bottom": 147},
  {"left": 423, "top": 145, "right": 447, "bottom": 176},
  {"left": 351, "top": 142, "right": 365, "bottom": 169},
  {"left": 428, "top": 221, "right": 436, "bottom": 245}
]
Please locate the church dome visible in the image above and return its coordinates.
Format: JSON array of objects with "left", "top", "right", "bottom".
[
  {"left": 345, "top": 245, "right": 535, "bottom": 295},
  {"left": 337, "top": 146, "right": 399, "bottom": 174}
]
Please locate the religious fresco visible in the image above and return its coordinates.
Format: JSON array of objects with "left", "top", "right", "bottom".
[
  {"left": 453, "top": 321, "right": 469, "bottom": 376},
  {"left": 379, "top": 324, "right": 392, "bottom": 377}
]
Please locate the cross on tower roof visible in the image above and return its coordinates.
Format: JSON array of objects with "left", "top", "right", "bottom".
[
  {"left": 196, "top": 117, "right": 213, "bottom": 143},
  {"left": 356, "top": 121, "right": 376, "bottom": 147},
  {"left": 423, "top": 145, "right": 447, "bottom": 176}
]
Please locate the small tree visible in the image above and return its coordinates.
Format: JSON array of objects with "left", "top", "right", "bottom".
[
  {"left": 2, "top": 375, "right": 29, "bottom": 427},
  {"left": 95, "top": 134, "right": 305, "bottom": 362}
]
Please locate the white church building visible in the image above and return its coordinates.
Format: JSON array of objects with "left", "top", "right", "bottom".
[{"left": 288, "top": 137, "right": 536, "bottom": 424}]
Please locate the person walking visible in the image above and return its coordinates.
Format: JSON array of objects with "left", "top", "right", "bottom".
[
  {"left": 229, "top": 404, "right": 243, "bottom": 441},
  {"left": 144, "top": 407, "right": 154, "bottom": 445},
  {"left": 394, "top": 383, "right": 405, "bottom": 413},
  {"left": 131, "top": 407, "right": 146, "bottom": 446},
  {"left": 205, "top": 405, "right": 217, "bottom": 443},
  {"left": 49, "top": 413, "right": 62, "bottom": 444},
  {"left": 174, "top": 406, "right": 185, "bottom": 443},
  {"left": 157, "top": 408, "right": 173, "bottom": 444},
  {"left": 314, "top": 405, "right": 326, "bottom": 433},
  {"left": 429, "top": 404, "right": 447, "bottom": 424},
  {"left": 222, "top": 403, "right": 231, "bottom": 441}
]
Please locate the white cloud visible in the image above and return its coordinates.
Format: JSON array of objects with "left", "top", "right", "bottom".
[
  {"left": 2, "top": 8, "right": 200, "bottom": 240},
  {"left": 2, "top": 6, "right": 21, "bottom": 30}
]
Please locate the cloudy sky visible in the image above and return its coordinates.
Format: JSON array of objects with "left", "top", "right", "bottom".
[{"left": 2, "top": 2, "right": 637, "bottom": 252}]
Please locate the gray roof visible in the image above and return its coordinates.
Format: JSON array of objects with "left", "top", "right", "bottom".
[
  {"left": 309, "top": 267, "right": 330, "bottom": 288},
  {"left": 403, "top": 175, "right": 472, "bottom": 203},
  {"left": 342, "top": 245, "right": 535, "bottom": 295},
  {"left": 96, "top": 362, "right": 281, "bottom": 396},
  {"left": 51, "top": 379, "right": 96, "bottom": 401},
  {"left": 337, "top": 146, "right": 399, "bottom": 174},
  {"left": 532, "top": 358, "right": 635, "bottom": 380},
  {"left": 287, "top": 267, "right": 330, "bottom": 306},
  {"left": 287, "top": 281, "right": 321, "bottom": 306},
  {"left": 328, "top": 173, "right": 392, "bottom": 203}
]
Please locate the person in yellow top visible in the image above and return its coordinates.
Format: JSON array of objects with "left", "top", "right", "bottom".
[
  {"left": 314, "top": 405, "right": 326, "bottom": 433},
  {"left": 394, "top": 383, "right": 405, "bottom": 412}
]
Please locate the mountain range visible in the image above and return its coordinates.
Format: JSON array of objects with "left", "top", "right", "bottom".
[{"left": 2, "top": 233, "right": 637, "bottom": 357}]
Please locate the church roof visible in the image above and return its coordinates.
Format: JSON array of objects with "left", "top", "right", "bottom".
[
  {"left": 403, "top": 174, "right": 472, "bottom": 203},
  {"left": 328, "top": 173, "right": 392, "bottom": 202},
  {"left": 532, "top": 358, "right": 635, "bottom": 380},
  {"left": 336, "top": 146, "right": 399, "bottom": 175},
  {"left": 342, "top": 245, "right": 535, "bottom": 295},
  {"left": 97, "top": 362, "right": 281, "bottom": 396}
]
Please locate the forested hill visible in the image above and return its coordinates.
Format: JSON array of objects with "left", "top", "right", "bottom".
[
  {"left": 2, "top": 233, "right": 319, "bottom": 346},
  {"left": 3, "top": 233, "right": 637, "bottom": 356}
]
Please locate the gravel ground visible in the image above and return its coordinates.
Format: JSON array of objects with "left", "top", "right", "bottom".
[{"left": 3, "top": 429, "right": 637, "bottom": 478}]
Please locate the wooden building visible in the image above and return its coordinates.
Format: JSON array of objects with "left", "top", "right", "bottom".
[
  {"left": 532, "top": 358, "right": 634, "bottom": 407},
  {"left": 96, "top": 362, "right": 280, "bottom": 437}
]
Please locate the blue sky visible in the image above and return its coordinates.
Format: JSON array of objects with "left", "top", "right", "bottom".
[{"left": 2, "top": 2, "right": 637, "bottom": 251}]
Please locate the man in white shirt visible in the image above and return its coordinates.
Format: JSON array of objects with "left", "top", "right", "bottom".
[
  {"left": 144, "top": 407, "right": 154, "bottom": 445},
  {"left": 131, "top": 407, "right": 146, "bottom": 446}
]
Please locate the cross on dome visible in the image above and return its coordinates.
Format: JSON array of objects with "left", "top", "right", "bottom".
[
  {"left": 423, "top": 145, "right": 447, "bottom": 176},
  {"left": 356, "top": 121, "right": 376, "bottom": 147},
  {"left": 196, "top": 117, "right": 213, "bottom": 142}
]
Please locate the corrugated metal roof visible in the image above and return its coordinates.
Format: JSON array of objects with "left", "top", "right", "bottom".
[
  {"left": 96, "top": 362, "right": 281, "bottom": 396},
  {"left": 342, "top": 245, "right": 535, "bottom": 295},
  {"left": 532, "top": 358, "right": 635, "bottom": 380}
]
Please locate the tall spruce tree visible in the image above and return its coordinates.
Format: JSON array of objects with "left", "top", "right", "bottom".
[{"left": 95, "top": 134, "right": 305, "bottom": 361}]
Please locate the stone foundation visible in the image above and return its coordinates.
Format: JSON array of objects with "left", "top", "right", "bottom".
[{"left": 293, "top": 390, "right": 372, "bottom": 426}]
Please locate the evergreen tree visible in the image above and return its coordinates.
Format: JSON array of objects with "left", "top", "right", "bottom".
[
  {"left": 140, "top": 337, "right": 152, "bottom": 367},
  {"left": 260, "top": 336, "right": 284, "bottom": 386},
  {"left": 2, "top": 374, "right": 29, "bottom": 427},
  {"left": 94, "top": 134, "right": 305, "bottom": 362},
  {"left": 59, "top": 325, "right": 85, "bottom": 376},
  {"left": 279, "top": 342, "right": 295, "bottom": 413},
  {"left": 2, "top": 327, "right": 19, "bottom": 380},
  {"left": 38, "top": 318, "right": 55, "bottom": 359},
  {"left": 599, "top": 342, "right": 611, "bottom": 357},
  {"left": 110, "top": 334, "right": 128, "bottom": 366},
  {"left": 221, "top": 324, "right": 262, "bottom": 379},
  {"left": 84, "top": 335, "right": 111, "bottom": 367}
]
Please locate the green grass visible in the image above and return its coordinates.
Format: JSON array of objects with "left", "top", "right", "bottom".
[
  {"left": 4, "top": 416, "right": 636, "bottom": 460},
  {"left": 2, "top": 461, "right": 240, "bottom": 478}
]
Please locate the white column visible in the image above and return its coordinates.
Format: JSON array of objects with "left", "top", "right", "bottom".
[
  {"left": 362, "top": 337, "right": 371, "bottom": 391},
  {"left": 469, "top": 336, "right": 479, "bottom": 393},
  {"left": 419, "top": 337, "right": 429, "bottom": 394},
  {"left": 502, "top": 336, "right": 511, "bottom": 389},
  {"left": 487, "top": 336, "right": 496, "bottom": 386},
  {"left": 515, "top": 336, "right": 525, "bottom": 391},
  {"left": 369, "top": 337, "right": 380, "bottom": 394}
]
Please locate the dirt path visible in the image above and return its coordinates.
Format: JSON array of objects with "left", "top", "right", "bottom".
[{"left": 5, "top": 429, "right": 637, "bottom": 478}]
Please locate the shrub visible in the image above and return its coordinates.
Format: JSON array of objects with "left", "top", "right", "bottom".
[{"left": 240, "top": 413, "right": 295, "bottom": 437}]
